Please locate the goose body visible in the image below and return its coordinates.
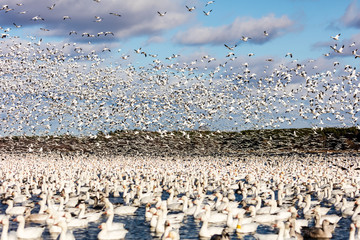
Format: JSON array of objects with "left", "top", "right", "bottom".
[
  {"left": 98, "top": 223, "right": 128, "bottom": 240},
  {"left": 14, "top": 215, "right": 45, "bottom": 239}
]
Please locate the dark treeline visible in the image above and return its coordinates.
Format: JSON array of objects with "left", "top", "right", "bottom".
[{"left": 0, "top": 127, "right": 359, "bottom": 156}]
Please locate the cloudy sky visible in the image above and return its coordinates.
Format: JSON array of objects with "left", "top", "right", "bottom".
[{"left": 1, "top": 0, "right": 359, "bottom": 63}]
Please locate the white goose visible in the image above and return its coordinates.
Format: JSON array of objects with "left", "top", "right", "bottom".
[
  {"left": 0, "top": 216, "right": 17, "bottom": 240},
  {"left": 104, "top": 198, "right": 137, "bottom": 215},
  {"left": 253, "top": 221, "right": 286, "bottom": 240},
  {"left": 77, "top": 203, "right": 102, "bottom": 222},
  {"left": 235, "top": 214, "right": 258, "bottom": 234},
  {"left": 25, "top": 199, "right": 48, "bottom": 223},
  {"left": 64, "top": 212, "right": 88, "bottom": 229},
  {"left": 105, "top": 208, "right": 126, "bottom": 231},
  {"left": 198, "top": 216, "right": 223, "bottom": 238},
  {"left": 98, "top": 222, "right": 128, "bottom": 240},
  {"left": 55, "top": 220, "right": 75, "bottom": 240},
  {"left": 14, "top": 215, "right": 45, "bottom": 239},
  {"left": 5, "top": 199, "right": 27, "bottom": 216}
]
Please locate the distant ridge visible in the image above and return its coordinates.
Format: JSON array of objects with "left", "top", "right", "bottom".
[{"left": 0, "top": 127, "right": 359, "bottom": 156}]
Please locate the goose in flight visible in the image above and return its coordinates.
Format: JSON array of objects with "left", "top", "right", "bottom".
[
  {"left": 63, "top": 16, "right": 71, "bottom": 20},
  {"left": 264, "top": 30, "right": 269, "bottom": 36},
  {"left": 331, "top": 33, "right": 340, "bottom": 40},
  {"left": 205, "top": 1, "right": 215, "bottom": 6},
  {"left": 31, "top": 15, "right": 44, "bottom": 21},
  {"left": 186, "top": 6, "right": 196, "bottom": 12},
  {"left": 13, "top": 23, "right": 21, "bottom": 28},
  {"left": 224, "top": 44, "right": 237, "bottom": 50},
  {"left": 109, "top": 12, "right": 121, "bottom": 17},
  {"left": 285, "top": 53, "right": 293, "bottom": 58},
  {"left": 134, "top": 48, "right": 142, "bottom": 54},
  {"left": 331, "top": 44, "right": 344, "bottom": 53},
  {"left": 94, "top": 16, "right": 102, "bottom": 22},
  {"left": 203, "top": 10, "right": 212, "bottom": 16},
  {"left": 47, "top": 4, "right": 56, "bottom": 10},
  {"left": 242, "top": 36, "right": 251, "bottom": 42},
  {"left": 157, "top": 11, "right": 166, "bottom": 16}
]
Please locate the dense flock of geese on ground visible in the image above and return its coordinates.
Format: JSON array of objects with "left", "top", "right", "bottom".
[{"left": 0, "top": 154, "right": 359, "bottom": 239}]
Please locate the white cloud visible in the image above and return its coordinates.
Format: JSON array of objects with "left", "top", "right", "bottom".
[
  {"left": 0, "top": 0, "right": 191, "bottom": 42},
  {"left": 173, "top": 14, "right": 296, "bottom": 45},
  {"left": 341, "top": 0, "right": 360, "bottom": 28}
]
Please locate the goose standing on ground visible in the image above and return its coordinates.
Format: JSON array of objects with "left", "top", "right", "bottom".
[
  {"left": 5, "top": 199, "right": 27, "bottom": 216},
  {"left": 104, "top": 208, "right": 126, "bottom": 231},
  {"left": 210, "top": 228, "right": 230, "bottom": 240},
  {"left": 301, "top": 219, "right": 333, "bottom": 239},
  {"left": 199, "top": 216, "right": 224, "bottom": 238},
  {"left": 161, "top": 221, "right": 180, "bottom": 240},
  {"left": 97, "top": 223, "right": 127, "bottom": 240},
  {"left": 253, "top": 221, "right": 285, "bottom": 240},
  {"left": 104, "top": 198, "right": 137, "bottom": 215},
  {"left": 0, "top": 216, "right": 17, "bottom": 240},
  {"left": 55, "top": 220, "right": 75, "bottom": 240},
  {"left": 25, "top": 199, "right": 48, "bottom": 223},
  {"left": 77, "top": 202, "right": 102, "bottom": 222},
  {"left": 14, "top": 215, "right": 45, "bottom": 239},
  {"left": 235, "top": 214, "right": 258, "bottom": 234},
  {"left": 349, "top": 223, "right": 356, "bottom": 240}
]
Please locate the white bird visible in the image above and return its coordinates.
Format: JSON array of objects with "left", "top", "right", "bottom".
[
  {"left": 331, "top": 33, "right": 341, "bottom": 40},
  {"left": 203, "top": 10, "right": 212, "bottom": 16},
  {"left": 242, "top": 36, "right": 251, "bottom": 42},
  {"left": 186, "top": 6, "right": 196, "bottom": 12},
  {"left": 14, "top": 215, "right": 45, "bottom": 239},
  {"left": 31, "top": 15, "right": 44, "bottom": 21},
  {"left": 205, "top": 1, "right": 215, "bottom": 6},
  {"left": 157, "top": 11, "right": 166, "bottom": 16},
  {"left": 0, "top": 216, "right": 17, "bottom": 240},
  {"left": 47, "top": 4, "right": 56, "bottom": 10},
  {"left": 224, "top": 44, "right": 237, "bottom": 50},
  {"left": 109, "top": 12, "right": 121, "bottom": 17},
  {"left": 98, "top": 223, "right": 127, "bottom": 240}
]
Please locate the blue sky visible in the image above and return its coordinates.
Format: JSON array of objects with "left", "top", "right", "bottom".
[
  {"left": 1, "top": 0, "right": 359, "bottom": 62},
  {"left": 1, "top": 0, "right": 360, "bottom": 135}
]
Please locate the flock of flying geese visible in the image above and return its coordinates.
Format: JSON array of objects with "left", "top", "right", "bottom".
[
  {"left": 0, "top": 154, "right": 360, "bottom": 239},
  {"left": 0, "top": 1, "right": 358, "bottom": 136}
]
